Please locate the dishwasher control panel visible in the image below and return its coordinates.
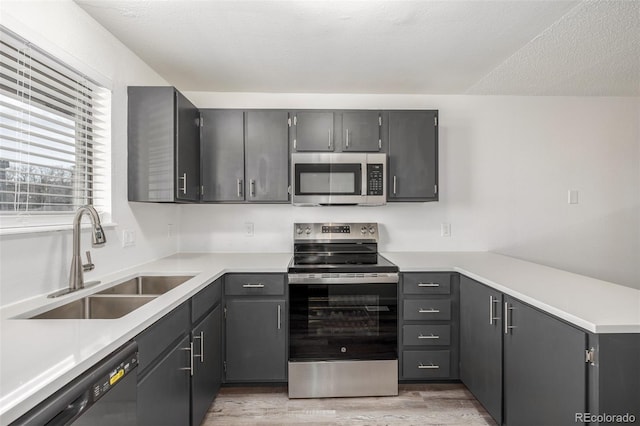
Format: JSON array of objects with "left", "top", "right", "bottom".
[{"left": 91, "top": 352, "right": 138, "bottom": 402}]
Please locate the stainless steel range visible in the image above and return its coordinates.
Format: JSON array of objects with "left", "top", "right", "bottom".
[{"left": 288, "top": 222, "right": 399, "bottom": 398}]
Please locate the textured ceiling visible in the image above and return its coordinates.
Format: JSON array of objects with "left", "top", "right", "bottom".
[{"left": 75, "top": 0, "right": 640, "bottom": 96}]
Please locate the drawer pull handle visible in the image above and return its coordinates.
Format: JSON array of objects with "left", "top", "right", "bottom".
[
  {"left": 418, "top": 334, "right": 440, "bottom": 339},
  {"left": 419, "top": 308, "right": 440, "bottom": 313},
  {"left": 418, "top": 363, "right": 440, "bottom": 369},
  {"left": 242, "top": 283, "right": 265, "bottom": 288},
  {"left": 418, "top": 283, "right": 439, "bottom": 287}
]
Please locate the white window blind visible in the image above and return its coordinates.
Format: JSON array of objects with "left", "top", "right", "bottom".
[{"left": 0, "top": 25, "right": 110, "bottom": 229}]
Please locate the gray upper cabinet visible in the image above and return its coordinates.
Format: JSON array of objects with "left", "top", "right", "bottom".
[
  {"left": 342, "top": 111, "right": 382, "bottom": 152},
  {"left": 245, "top": 111, "right": 289, "bottom": 202},
  {"left": 201, "top": 110, "right": 289, "bottom": 202},
  {"left": 388, "top": 111, "right": 438, "bottom": 201},
  {"left": 459, "top": 276, "right": 503, "bottom": 425},
  {"left": 291, "top": 111, "right": 334, "bottom": 151},
  {"left": 128, "top": 86, "right": 200, "bottom": 202},
  {"left": 201, "top": 110, "right": 244, "bottom": 202}
]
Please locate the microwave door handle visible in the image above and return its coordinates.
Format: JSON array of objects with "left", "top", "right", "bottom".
[
  {"left": 345, "top": 129, "right": 349, "bottom": 149},
  {"left": 328, "top": 129, "right": 332, "bottom": 149}
]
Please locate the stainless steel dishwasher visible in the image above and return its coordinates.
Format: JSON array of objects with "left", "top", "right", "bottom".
[{"left": 11, "top": 341, "right": 138, "bottom": 426}]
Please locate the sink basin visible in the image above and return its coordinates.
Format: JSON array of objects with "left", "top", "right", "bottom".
[
  {"left": 29, "top": 295, "right": 156, "bottom": 319},
  {"left": 98, "top": 275, "right": 193, "bottom": 295}
]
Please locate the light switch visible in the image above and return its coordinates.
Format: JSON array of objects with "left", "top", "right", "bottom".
[
  {"left": 568, "top": 190, "right": 579, "bottom": 204},
  {"left": 441, "top": 223, "right": 451, "bottom": 237}
]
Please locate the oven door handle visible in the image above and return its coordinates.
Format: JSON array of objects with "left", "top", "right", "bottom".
[{"left": 242, "top": 283, "right": 265, "bottom": 288}]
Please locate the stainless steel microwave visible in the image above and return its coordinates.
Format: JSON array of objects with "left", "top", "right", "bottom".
[{"left": 291, "top": 153, "right": 387, "bottom": 206}]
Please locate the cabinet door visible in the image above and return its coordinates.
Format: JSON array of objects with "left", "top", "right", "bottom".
[
  {"left": 201, "top": 110, "right": 245, "bottom": 201},
  {"left": 293, "top": 111, "right": 334, "bottom": 151},
  {"left": 175, "top": 91, "right": 200, "bottom": 201},
  {"left": 388, "top": 111, "right": 438, "bottom": 201},
  {"left": 138, "top": 335, "right": 191, "bottom": 426},
  {"left": 245, "top": 111, "right": 289, "bottom": 201},
  {"left": 192, "top": 305, "right": 222, "bottom": 426},
  {"left": 127, "top": 86, "right": 175, "bottom": 202},
  {"left": 503, "top": 297, "right": 587, "bottom": 426},
  {"left": 225, "top": 299, "right": 286, "bottom": 382},
  {"left": 342, "top": 111, "right": 381, "bottom": 152},
  {"left": 459, "top": 276, "right": 502, "bottom": 425}
]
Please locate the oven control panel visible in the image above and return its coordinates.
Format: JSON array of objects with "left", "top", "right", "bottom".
[{"left": 294, "top": 223, "right": 378, "bottom": 241}]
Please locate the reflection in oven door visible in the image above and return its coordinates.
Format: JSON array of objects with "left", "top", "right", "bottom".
[{"left": 289, "top": 283, "right": 397, "bottom": 361}]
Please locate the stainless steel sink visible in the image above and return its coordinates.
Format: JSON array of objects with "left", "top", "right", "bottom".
[
  {"left": 30, "top": 295, "right": 156, "bottom": 319},
  {"left": 98, "top": 275, "right": 193, "bottom": 295}
]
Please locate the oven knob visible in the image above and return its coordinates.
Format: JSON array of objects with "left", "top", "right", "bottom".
[
  {"left": 360, "top": 226, "right": 367, "bottom": 235},
  {"left": 296, "top": 227, "right": 303, "bottom": 235},
  {"left": 369, "top": 226, "right": 375, "bottom": 234},
  {"left": 305, "top": 227, "right": 311, "bottom": 235}
]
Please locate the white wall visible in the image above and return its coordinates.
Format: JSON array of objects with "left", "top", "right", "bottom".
[
  {"left": 0, "top": 1, "right": 179, "bottom": 306},
  {"left": 181, "top": 92, "right": 640, "bottom": 289}
]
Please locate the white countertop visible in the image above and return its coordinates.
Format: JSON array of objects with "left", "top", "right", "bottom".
[{"left": 1, "top": 251, "right": 639, "bottom": 424}]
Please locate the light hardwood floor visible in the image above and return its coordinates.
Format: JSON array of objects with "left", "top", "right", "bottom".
[{"left": 202, "top": 384, "right": 497, "bottom": 425}]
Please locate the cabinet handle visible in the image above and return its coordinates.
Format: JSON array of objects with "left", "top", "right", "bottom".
[
  {"left": 180, "top": 342, "right": 194, "bottom": 376},
  {"left": 250, "top": 179, "right": 256, "bottom": 197},
  {"left": 179, "top": 173, "right": 187, "bottom": 194},
  {"left": 345, "top": 129, "right": 349, "bottom": 149},
  {"left": 237, "top": 179, "right": 243, "bottom": 198},
  {"left": 489, "top": 296, "right": 500, "bottom": 325},
  {"left": 193, "top": 331, "right": 204, "bottom": 363},
  {"left": 393, "top": 176, "right": 397, "bottom": 195},
  {"left": 418, "top": 334, "right": 439, "bottom": 339},
  {"left": 418, "top": 282, "right": 439, "bottom": 287},
  {"left": 504, "top": 302, "right": 515, "bottom": 334},
  {"left": 328, "top": 129, "right": 332, "bottom": 149},
  {"left": 418, "top": 363, "right": 440, "bottom": 369},
  {"left": 419, "top": 308, "right": 440, "bottom": 313},
  {"left": 277, "top": 304, "right": 282, "bottom": 330},
  {"left": 242, "top": 283, "right": 264, "bottom": 288}
]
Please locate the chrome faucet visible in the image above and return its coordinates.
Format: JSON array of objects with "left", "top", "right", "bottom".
[{"left": 49, "top": 205, "right": 107, "bottom": 298}]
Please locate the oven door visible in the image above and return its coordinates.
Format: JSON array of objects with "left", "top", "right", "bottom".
[{"left": 289, "top": 282, "right": 397, "bottom": 362}]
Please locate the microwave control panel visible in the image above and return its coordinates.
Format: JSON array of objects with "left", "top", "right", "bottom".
[{"left": 367, "top": 164, "right": 384, "bottom": 196}]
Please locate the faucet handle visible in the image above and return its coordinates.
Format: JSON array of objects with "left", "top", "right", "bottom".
[{"left": 83, "top": 250, "right": 95, "bottom": 272}]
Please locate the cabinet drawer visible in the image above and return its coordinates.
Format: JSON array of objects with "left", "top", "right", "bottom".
[
  {"left": 403, "top": 325, "right": 450, "bottom": 346},
  {"left": 403, "top": 273, "right": 451, "bottom": 295},
  {"left": 192, "top": 277, "right": 222, "bottom": 323},
  {"left": 225, "top": 274, "right": 285, "bottom": 296},
  {"left": 136, "top": 301, "right": 190, "bottom": 374},
  {"left": 403, "top": 299, "right": 451, "bottom": 321},
  {"left": 402, "top": 350, "right": 451, "bottom": 379}
]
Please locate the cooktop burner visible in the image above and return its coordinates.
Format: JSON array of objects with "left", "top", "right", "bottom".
[{"left": 288, "top": 222, "right": 399, "bottom": 275}]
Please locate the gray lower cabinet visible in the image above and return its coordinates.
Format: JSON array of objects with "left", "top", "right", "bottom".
[
  {"left": 291, "top": 111, "right": 335, "bottom": 151},
  {"left": 341, "top": 111, "right": 382, "bottom": 152},
  {"left": 503, "top": 296, "right": 587, "bottom": 426},
  {"left": 137, "top": 279, "right": 224, "bottom": 426},
  {"left": 191, "top": 305, "right": 222, "bottom": 426},
  {"left": 399, "top": 272, "right": 459, "bottom": 381},
  {"left": 460, "top": 276, "right": 503, "bottom": 424},
  {"left": 224, "top": 273, "right": 286, "bottom": 382},
  {"left": 128, "top": 86, "right": 200, "bottom": 202},
  {"left": 201, "top": 110, "right": 289, "bottom": 202},
  {"left": 138, "top": 335, "right": 191, "bottom": 426},
  {"left": 387, "top": 110, "right": 438, "bottom": 201},
  {"left": 136, "top": 301, "right": 191, "bottom": 426}
]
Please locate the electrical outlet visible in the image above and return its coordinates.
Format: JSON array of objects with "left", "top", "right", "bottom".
[
  {"left": 167, "top": 223, "right": 173, "bottom": 238},
  {"left": 441, "top": 223, "right": 451, "bottom": 237},
  {"left": 122, "top": 229, "right": 136, "bottom": 247},
  {"left": 245, "top": 222, "right": 254, "bottom": 237},
  {"left": 568, "top": 190, "right": 579, "bottom": 204}
]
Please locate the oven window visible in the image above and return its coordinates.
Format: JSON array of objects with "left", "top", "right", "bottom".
[
  {"left": 294, "top": 164, "right": 361, "bottom": 195},
  {"left": 289, "top": 283, "right": 397, "bottom": 361}
]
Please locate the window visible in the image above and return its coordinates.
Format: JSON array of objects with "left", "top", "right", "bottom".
[{"left": 0, "top": 25, "right": 110, "bottom": 230}]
